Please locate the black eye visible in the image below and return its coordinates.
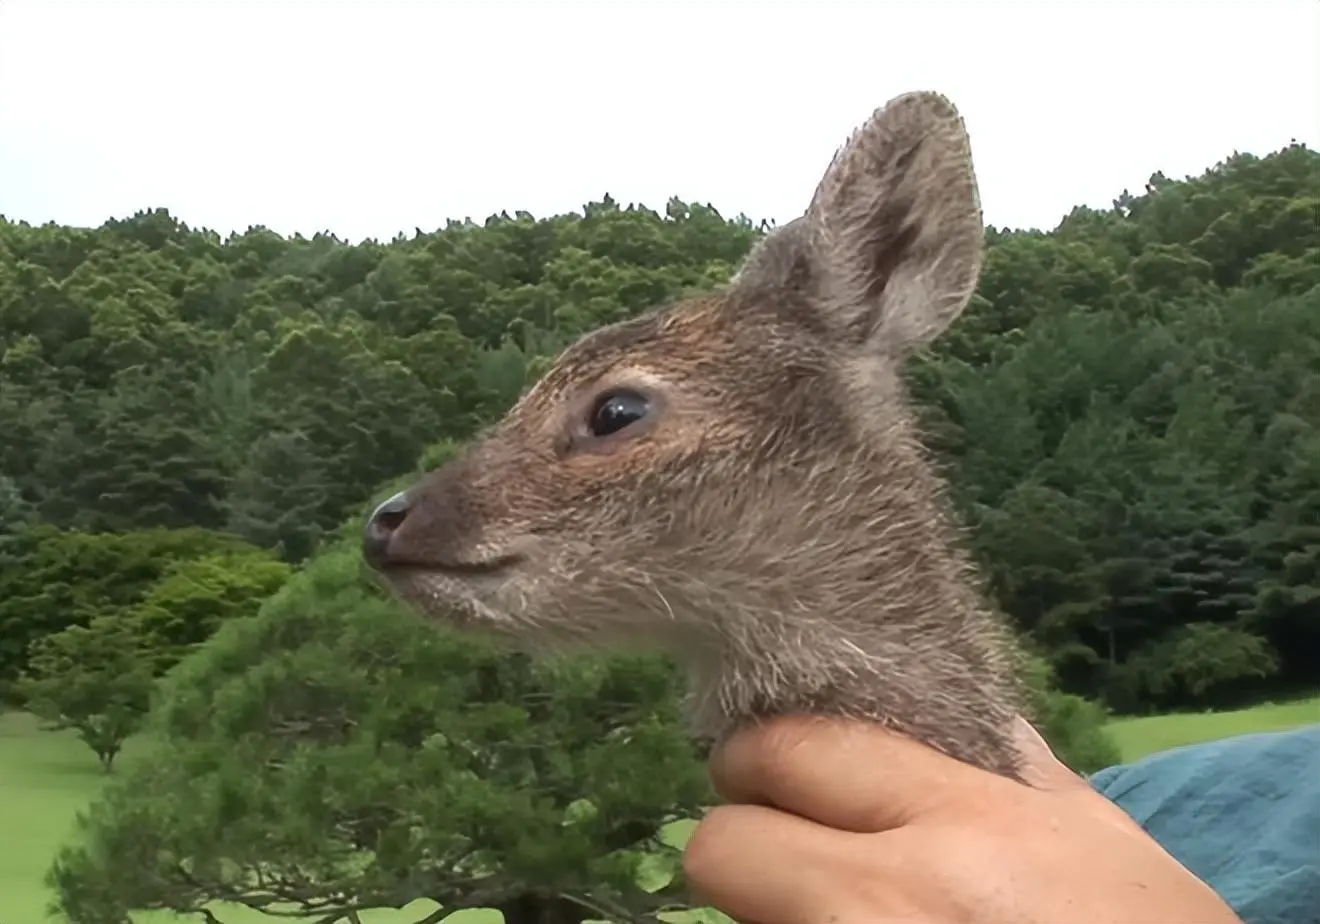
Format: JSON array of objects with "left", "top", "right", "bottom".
[{"left": 588, "top": 390, "right": 649, "bottom": 437}]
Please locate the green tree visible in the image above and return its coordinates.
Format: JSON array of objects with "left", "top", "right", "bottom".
[
  {"left": 224, "top": 430, "right": 330, "bottom": 562},
  {"left": 0, "top": 472, "right": 34, "bottom": 565},
  {"left": 49, "top": 546, "right": 710, "bottom": 924},
  {"left": 3, "top": 139, "right": 1319, "bottom": 726},
  {"left": 122, "top": 548, "right": 292, "bottom": 672},
  {"left": 18, "top": 618, "right": 155, "bottom": 772},
  {"left": 0, "top": 526, "right": 269, "bottom": 689}
]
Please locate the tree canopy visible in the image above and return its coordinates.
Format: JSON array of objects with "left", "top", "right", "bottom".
[
  {"left": 4, "top": 144, "right": 1317, "bottom": 708},
  {"left": 48, "top": 546, "right": 711, "bottom": 924}
]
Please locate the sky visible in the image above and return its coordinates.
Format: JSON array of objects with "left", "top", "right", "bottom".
[{"left": 1, "top": 0, "right": 1316, "bottom": 243}]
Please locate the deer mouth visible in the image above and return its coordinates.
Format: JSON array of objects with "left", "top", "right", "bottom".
[
  {"left": 368, "top": 554, "right": 524, "bottom": 607},
  {"left": 382, "top": 554, "right": 524, "bottom": 581},
  {"left": 374, "top": 555, "right": 523, "bottom": 621}
]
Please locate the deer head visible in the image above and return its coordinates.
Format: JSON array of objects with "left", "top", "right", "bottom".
[{"left": 364, "top": 91, "right": 1026, "bottom": 779}]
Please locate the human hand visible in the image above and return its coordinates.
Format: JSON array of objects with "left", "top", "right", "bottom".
[{"left": 683, "top": 716, "right": 1243, "bottom": 923}]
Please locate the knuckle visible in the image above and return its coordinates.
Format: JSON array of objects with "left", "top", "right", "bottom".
[
  {"left": 681, "top": 805, "right": 744, "bottom": 884},
  {"left": 714, "top": 716, "right": 813, "bottom": 798}
]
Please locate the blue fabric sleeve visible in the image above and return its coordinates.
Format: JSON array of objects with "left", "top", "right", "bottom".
[{"left": 1090, "top": 724, "right": 1320, "bottom": 924}]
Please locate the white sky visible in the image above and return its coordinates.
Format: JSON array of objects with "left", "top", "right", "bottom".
[{"left": 1, "top": 0, "right": 1316, "bottom": 242}]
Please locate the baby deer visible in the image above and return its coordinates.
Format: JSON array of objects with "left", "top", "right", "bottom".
[{"left": 365, "top": 91, "right": 1026, "bottom": 779}]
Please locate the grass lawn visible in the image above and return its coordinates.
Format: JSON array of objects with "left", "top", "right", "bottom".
[
  {"left": 0, "top": 711, "right": 501, "bottom": 924},
  {"left": 1106, "top": 694, "right": 1320, "bottom": 763},
  {"left": 5, "top": 697, "right": 1317, "bottom": 923}
]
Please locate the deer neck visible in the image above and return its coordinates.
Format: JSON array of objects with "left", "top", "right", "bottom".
[{"left": 673, "top": 544, "right": 1026, "bottom": 778}]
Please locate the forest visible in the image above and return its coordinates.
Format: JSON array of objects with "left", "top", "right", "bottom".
[{"left": 0, "top": 139, "right": 1317, "bottom": 922}]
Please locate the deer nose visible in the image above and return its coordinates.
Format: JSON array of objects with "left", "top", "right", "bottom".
[{"left": 363, "top": 491, "right": 411, "bottom": 569}]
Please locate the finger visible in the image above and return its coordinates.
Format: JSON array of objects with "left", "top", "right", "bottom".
[
  {"left": 711, "top": 715, "right": 1020, "bottom": 833},
  {"left": 683, "top": 802, "right": 871, "bottom": 924},
  {"left": 1012, "top": 716, "right": 1093, "bottom": 793}
]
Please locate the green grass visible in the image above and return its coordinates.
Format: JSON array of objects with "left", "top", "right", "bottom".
[
  {"left": 0, "top": 712, "right": 500, "bottom": 924},
  {"left": 1105, "top": 694, "right": 1320, "bottom": 763},
  {"left": 1, "top": 711, "right": 120, "bottom": 924},
  {"left": 5, "top": 698, "right": 1318, "bottom": 923}
]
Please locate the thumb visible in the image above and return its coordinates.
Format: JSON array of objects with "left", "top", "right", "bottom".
[{"left": 1011, "top": 716, "right": 1094, "bottom": 793}]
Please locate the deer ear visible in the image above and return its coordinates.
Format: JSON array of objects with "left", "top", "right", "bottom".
[{"left": 738, "top": 92, "right": 985, "bottom": 356}]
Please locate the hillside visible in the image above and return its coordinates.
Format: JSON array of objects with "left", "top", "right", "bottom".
[{"left": 3, "top": 144, "right": 1318, "bottom": 713}]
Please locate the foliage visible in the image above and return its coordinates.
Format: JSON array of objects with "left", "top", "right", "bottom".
[
  {"left": 1108, "top": 622, "right": 1280, "bottom": 712},
  {"left": 9, "top": 534, "right": 287, "bottom": 768},
  {"left": 0, "top": 526, "right": 263, "bottom": 693},
  {"left": 122, "top": 547, "right": 292, "bottom": 671},
  {"left": 17, "top": 618, "right": 155, "bottom": 772},
  {"left": 47, "top": 546, "right": 710, "bottom": 924},
  {"left": 4, "top": 146, "right": 1318, "bottom": 714},
  {"left": 1023, "top": 657, "right": 1123, "bottom": 773}
]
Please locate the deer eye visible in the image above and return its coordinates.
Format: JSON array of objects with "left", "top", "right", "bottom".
[{"left": 588, "top": 390, "right": 649, "bottom": 437}]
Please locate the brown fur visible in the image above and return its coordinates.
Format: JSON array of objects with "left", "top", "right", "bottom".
[{"left": 367, "top": 91, "right": 1027, "bottom": 779}]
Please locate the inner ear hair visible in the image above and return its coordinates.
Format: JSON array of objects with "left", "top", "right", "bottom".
[{"left": 729, "top": 217, "right": 821, "bottom": 299}]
